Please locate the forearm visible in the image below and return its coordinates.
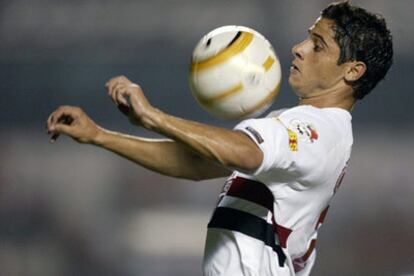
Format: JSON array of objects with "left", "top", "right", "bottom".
[
  {"left": 93, "top": 128, "right": 231, "bottom": 180},
  {"left": 141, "top": 109, "right": 263, "bottom": 172}
]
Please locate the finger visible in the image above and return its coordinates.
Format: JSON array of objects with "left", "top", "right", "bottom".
[
  {"left": 108, "top": 82, "right": 119, "bottom": 104},
  {"left": 48, "top": 111, "right": 64, "bottom": 131},
  {"left": 107, "top": 76, "right": 127, "bottom": 94},
  {"left": 106, "top": 78, "right": 119, "bottom": 96},
  {"left": 49, "top": 119, "right": 69, "bottom": 143},
  {"left": 105, "top": 76, "right": 121, "bottom": 88},
  {"left": 108, "top": 81, "right": 125, "bottom": 103},
  {"left": 47, "top": 113, "right": 55, "bottom": 133},
  {"left": 57, "top": 114, "right": 74, "bottom": 125},
  {"left": 51, "top": 124, "right": 73, "bottom": 142},
  {"left": 113, "top": 83, "right": 131, "bottom": 107},
  {"left": 115, "top": 86, "right": 130, "bottom": 107},
  {"left": 50, "top": 133, "right": 60, "bottom": 143},
  {"left": 47, "top": 107, "right": 80, "bottom": 142},
  {"left": 47, "top": 106, "right": 67, "bottom": 133},
  {"left": 111, "top": 82, "right": 125, "bottom": 102},
  {"left": 49, "top": 109, "right": 75, "bottom": 131}
]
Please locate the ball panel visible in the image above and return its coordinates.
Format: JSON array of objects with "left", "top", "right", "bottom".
[
  {"left": 189, "top": 55, "right": 245, "bottom": 99},
  {"left": 190, "top": 31, "right": 253, "bottom": 72}
]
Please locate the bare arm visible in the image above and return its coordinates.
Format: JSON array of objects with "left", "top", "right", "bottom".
[
  {"left": 106, "top": 76, "right": 264, "bottom": 172},
  {"left": 47, "top": 75, "right": 263, "bottom": 180},
  {"left": 47, "top": 107, "right": 231, "bottom": 181},
  {"left": 143, "top": 110, "right": 262, "bottom": 171},
  {"left": 94, "top": 130, "right": 231, "bottom": 180}
]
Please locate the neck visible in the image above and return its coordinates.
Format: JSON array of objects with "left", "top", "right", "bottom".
[{"left": 298, "top": 87, "right": 356, "bottom": 112}]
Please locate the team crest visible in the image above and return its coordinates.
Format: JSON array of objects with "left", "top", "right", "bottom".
[{"left": 289, "top": 119, "right": 318, "bottom": 143}]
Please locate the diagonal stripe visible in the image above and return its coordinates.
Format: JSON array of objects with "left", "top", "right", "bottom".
[
  {"left": 224, "top": 177, "right": 292, "bottom": 248},
  {"left": 190, "top": 31, "right": 254, "bottom": 72},
  {"left": 208, "top": 207, "right": 286, "bottom": 267},
  {"left": 196, "top": 83, "right": 243, "bottom": 106},
  {"left": 293, "top": 239, "right": 317, "bottom": 272},
  {"left": 218, "top": 195, "right": 271, "bottom": 223},
  {"left": 262, "top": 56, "right": 275, "bottom": 71}
]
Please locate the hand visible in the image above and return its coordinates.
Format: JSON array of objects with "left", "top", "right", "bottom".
[
  {"left": 46, "top": 106, "right": 101, "bottom": 144},
  {"left": 105, "top": 75, "right": 156, "bottom": 127}
]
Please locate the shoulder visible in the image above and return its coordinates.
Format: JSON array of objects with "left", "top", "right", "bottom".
[{"left": 272, "top": 105, "right": 353, "bottom": 146}]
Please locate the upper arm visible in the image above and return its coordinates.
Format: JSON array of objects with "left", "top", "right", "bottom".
[
  {"left": 165, "top": 140, "right": 232, "bottom": 181},
  {"left": 231, "top": 130, "right": 264, "bottom": 173},
  {"left": 189, "top": 153, "right": 233, "bottom": 181},
  {"left": 233, "top": 117, "right": 290, "bottom": 175},
  {"left": 234, "top": 112, "right": 328, "bottom": 182}
]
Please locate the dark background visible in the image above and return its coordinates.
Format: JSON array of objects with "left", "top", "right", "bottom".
[{"left": 0, "top": 1, "right": 413, "bottom": 275}]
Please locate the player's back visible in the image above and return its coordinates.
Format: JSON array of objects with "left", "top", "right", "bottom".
[{"left": 203, "top": 105, "right": 353, "bottom": 276}]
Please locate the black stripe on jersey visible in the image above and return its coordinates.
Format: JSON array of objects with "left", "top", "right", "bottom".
[
  {"left": 208, "top": 207, "right": 286, "bottom": 267},
  {"left": 227, "top": 177, "right": 273, "bottom": 211}
]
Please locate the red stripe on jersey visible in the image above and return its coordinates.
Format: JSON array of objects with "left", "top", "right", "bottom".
[
  {"left": 271, "top": 216, "right": 292, "bottom": 248},
  {"left": 315, "top": 205, "right": 330, "bottom": 229},
  {"left": 293, "top": 239, "right": 317, "bottom": 272},
  {"left": 226, "top": 177, "right": 292, "bottom": 248},
  {"left": 294, "top": 205, "right": 330, "bottom": 272}
]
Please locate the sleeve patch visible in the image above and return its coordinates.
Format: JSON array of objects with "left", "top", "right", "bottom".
[
  {"left": 289, "top": 119, "right": 318, "bottom": 143},
  {"left": 244, "top": 126, "right": 264, "bottom": 144}
]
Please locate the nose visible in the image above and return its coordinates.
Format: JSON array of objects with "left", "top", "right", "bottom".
[{"left": 291, "top": 40, "right": 305, "bottom": 60}]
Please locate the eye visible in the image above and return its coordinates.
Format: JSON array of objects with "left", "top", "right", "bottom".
[{"left": 313, "top": 42, "right": 323, "bottom": 52}]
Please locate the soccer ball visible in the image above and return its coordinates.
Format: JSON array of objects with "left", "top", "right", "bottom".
[{"left": 189, "top": 25, "right": 281, "bottom": 120}]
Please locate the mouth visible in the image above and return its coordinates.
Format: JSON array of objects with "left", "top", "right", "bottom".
[{"left": 290, "top": 62, "right": 300, "bottom": 72}]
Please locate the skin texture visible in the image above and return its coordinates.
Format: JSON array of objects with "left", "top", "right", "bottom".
[
  {"left": 46, "top": 17, "right": 367, "bottom": 181},
  {"left": 290, "top": 17, "right": 366, "bottom": 110}
]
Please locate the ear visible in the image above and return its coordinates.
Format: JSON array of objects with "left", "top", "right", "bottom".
[{"left": 344, "top": 61, "right": 366, "bottom": 82}]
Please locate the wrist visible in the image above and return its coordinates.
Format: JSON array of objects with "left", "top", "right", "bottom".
[
  {"left": 141, "top": 107, "right": 164, "bottom": 131},
  {"left": 91, "top": 126, "right": 109, "bottom": 146}
]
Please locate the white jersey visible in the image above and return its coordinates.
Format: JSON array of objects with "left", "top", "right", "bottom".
[{"left": 203, "top": 105, "right": 353, "bottom": 276}]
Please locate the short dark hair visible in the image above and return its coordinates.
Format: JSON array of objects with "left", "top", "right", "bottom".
[{"left": 321, "top": 1, "right": 393, "bottom": 100}]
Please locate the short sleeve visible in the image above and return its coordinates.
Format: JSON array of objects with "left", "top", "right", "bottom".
[
  {"left": 233, "top": 117, "right": 292, "bottom": 176},
  {"left": 234, "top": 106, "right": 351, "bottom": 186}
]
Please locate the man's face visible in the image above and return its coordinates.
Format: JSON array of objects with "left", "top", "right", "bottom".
[{"left": 288, "top": 17, "right": 348, "bottom": 98}]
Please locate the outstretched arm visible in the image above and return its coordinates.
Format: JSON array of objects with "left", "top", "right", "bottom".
[
  {"left": 47, "top": 75, "right": 263, "bottom": 180},
  {"left": 105, "top": 76, "right": 263, "bottom": 172},
  {"left": 46, "top": 106, "right": 231, "bottom": 181},
  {"left": 94, "top": 130, "right": 231, "bottom": 180}
]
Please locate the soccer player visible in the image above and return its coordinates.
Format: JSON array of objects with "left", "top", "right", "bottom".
[{"left": 46, "top": 2, "right": 393, "bottom": 275}]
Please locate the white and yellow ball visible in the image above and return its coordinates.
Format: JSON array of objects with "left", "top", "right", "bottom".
[{"left": 189, "top": 25, "right": 281, "bottom": 120}]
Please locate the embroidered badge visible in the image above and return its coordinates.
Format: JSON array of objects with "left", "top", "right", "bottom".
[
  {"left": 273, "top": 117, "right": 299, "bottom": 152},
  {"left": 289, "top": 119, "right": 318, "bottom": 143},
  {"left": 245, "top": 126, "right": 264, "bottom": 144},
  {"left": 288, "top": 129, "right": 298, "bottom": 152}
]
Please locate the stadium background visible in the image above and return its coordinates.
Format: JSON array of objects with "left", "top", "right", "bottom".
[{"left": 0, "top": 0, "right": 413, "bottom": 275}]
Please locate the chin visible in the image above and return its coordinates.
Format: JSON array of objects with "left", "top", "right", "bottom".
[{"left": 288, "top": 78, "right": 303, "bottom": 97}]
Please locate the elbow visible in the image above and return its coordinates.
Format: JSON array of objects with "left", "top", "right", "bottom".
[
  {"left": 241, "top": 153, "right": 263, "bottom": 172},
  {"left": 228, "top": 148, "right": 263, "bottom": 173}
]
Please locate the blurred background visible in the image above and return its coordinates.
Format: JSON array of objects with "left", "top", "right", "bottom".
[{"left": 0, "top": 0, "right": 413, "bottom": 275}]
